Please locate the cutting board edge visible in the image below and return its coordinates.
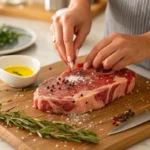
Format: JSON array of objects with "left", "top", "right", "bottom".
[
  {"left": 0, "top": 125, "right": 33, "bottom": 150},
  {"left": 104, "top": 125, "right": 150, "bottom": 150}
]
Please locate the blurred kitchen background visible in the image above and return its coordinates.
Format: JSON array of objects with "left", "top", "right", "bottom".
[{"left": 0, "top": 0, "right": 106, "bottom": 22}]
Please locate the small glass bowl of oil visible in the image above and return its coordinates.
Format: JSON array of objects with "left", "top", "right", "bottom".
[{"left": 0, "top": 55, "right": 41, "bottom": 88}]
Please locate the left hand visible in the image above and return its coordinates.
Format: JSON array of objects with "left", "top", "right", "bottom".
[{"left": 84, "top": 32, "right": 150, "bottom": 71}]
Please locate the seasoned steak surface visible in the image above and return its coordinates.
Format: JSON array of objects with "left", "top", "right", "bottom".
[{"left": 34, "top": 64, "right": 136, "bottom": 114}]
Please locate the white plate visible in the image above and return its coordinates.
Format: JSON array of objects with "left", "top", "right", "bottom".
[{"left": 0, "top": 25, "right": 36, "bottom": 55}]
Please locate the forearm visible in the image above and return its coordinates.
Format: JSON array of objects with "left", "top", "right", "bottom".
[
  {"left": 69, "top": 0, "right": 91, "bottom": 9},
  {"left": 140, "top": 32, "right": 150, "bottom": 58}
]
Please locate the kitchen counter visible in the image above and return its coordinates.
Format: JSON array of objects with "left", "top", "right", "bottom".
[{"left": 0, "top": 13, "right": 150, "bottom": 150}]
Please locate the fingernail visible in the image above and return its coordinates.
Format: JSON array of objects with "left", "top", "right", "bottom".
[
  {"left": 76, "top": 49, "right": 79, "bottom": 56},
  {"left": 69, "top": 62, "right": 74, "bottom": 68},
  {"left": 84, "top": 62, "right": 89, "bottom": 70},
  {"left": 67, "top": 56, "right": 71, "bottom": 63}
]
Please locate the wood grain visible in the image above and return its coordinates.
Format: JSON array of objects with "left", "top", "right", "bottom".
[
  {"left": 0, "top": 0, "right": 107, "bottom": 22},
  {"left": 0, "top": 56, "right": 150, "bottom": 150}
]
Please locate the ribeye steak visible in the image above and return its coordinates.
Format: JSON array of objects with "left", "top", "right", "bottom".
[{"left": 33, "top": 64, "right": 136, "bottom": 114}]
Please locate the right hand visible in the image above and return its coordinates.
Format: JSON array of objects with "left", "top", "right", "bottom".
[{"left": 51, "top": 5, "right": 92, "bottom": 67}]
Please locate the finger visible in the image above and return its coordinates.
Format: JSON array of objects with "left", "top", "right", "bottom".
[
  {"left": 63, "top": 23, "right": 74, "bottom": 67},
  {"left": 54, "top": 20, "right": 67, "bottom": 62},
  {"left": 50, "top": 23, "right": 67, "bottom": 63},
  {"left": 54, "top": 44, "right": 68, "bottom": 64},
  {"left": 84, "top": 36, "right": 114, "bottom": 69},
  {"left": 74, "top": 28, "right": 89, "bottom": 53},
  {"left": 102, "top": 50, "right": 124, "bottom": 69},
  {"left": 92, "top": 44, "right": 117, "bottom": 68},
  {"left": 52, "top": 42, "right": 58, "bottom": 50},
  {"left": 112, "top": 57, "right": 130, "bottom": 71}
]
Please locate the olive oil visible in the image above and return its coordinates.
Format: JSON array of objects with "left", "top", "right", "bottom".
[{"left": 4, "top": 66, "right": 34, "bottom": 77}]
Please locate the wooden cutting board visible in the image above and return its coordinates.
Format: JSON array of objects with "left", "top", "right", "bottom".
[{"left": 0, "top": 56, "right": 150, "bottom": 150}]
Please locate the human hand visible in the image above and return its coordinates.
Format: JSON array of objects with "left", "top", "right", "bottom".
[
  {"left": 51, "top": 2, "right": 92, "bottom": 68},
  {"left": 84, "top": 33, "right": 150, "bottom": 71}
]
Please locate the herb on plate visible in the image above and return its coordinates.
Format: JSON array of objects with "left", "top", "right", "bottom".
[
  {"left": 0, "top": 25, "right": 26, "bottom": 47},
  {"left": 0, "top": 107, "right": 99, "bottom": 143}
]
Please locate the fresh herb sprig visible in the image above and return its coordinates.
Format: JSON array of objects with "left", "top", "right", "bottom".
[
  {"left": 0, "top": 25, "right": 26, "bottom": 47},
  {"left": 0, "top": 108, "right": 99, "bottom": 143}
]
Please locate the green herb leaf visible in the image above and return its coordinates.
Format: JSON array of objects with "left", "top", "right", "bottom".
[
  {"left": 12, "top": 71, "right": 23, "bottom": 76},
  {"left": 0, "top": 108, "right": 99, "bottom": 143},
  {"left": 0, "top": 25, "right": 27, "bottom": 47}
]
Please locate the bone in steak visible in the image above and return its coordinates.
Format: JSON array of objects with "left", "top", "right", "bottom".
[{"left": 33, "top": 64, "right": 136, "bottom": 114}]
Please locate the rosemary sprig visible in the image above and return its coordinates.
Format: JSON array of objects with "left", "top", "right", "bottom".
[
  {"left": 0, "top": 108, "right": 99, "bottom": 143},
  {"left": 0, "top": 25, "right": 26, "bottom": 47}
]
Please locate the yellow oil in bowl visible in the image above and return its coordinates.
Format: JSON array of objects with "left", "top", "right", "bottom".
[{"left": 4, "top": 66, "right": 34, "bottom": 77}]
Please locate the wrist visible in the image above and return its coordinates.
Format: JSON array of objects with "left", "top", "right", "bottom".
[
  {"left": 69, "top": 0, "right": 91, "bottom": 10},
  {"left": 141, "top": 32, "right": 150, "bottom": 58}
]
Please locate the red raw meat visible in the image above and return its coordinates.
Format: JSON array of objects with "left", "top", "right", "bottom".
[{"left": 33, "top": 64, "right": 136, "bottom": 114}]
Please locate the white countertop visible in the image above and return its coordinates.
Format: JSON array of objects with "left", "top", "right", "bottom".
[{"left": 0, "top": 13, "right": 150, "bottom": 150}]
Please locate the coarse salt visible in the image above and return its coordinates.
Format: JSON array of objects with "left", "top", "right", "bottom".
[
  {"left": 33, "top": 139, "right": 36, "bottom": 142},
  {"left": 65, "top": 75, "right": 84, "bottom": 83},
  {"left": 29, "top": 132, "right": 32, "bottom": 136},
  {"left": 99, "top": 128, "right": 103, "bottom": 131},
  {"left": 78, "top": 122, "right": 82, "bottom": 125},
  {"left": 64, "top": 141, "right": 67, "bottom": 143},
  {"left": 55, "top": 144, "right": 59, "bottom": 147}
]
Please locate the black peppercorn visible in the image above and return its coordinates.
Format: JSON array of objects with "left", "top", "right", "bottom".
[
  {"left": 85, "top": 102, "right": 88, "bottom": 104},
  {"left": 72, "top": 100, "right": 75, "bottom": 103},
  {"left": 80, "top": 94, "right": 83, "bottom": 97},
  {"left": 50, "top": 89, "right": 53, "bottom": 92},
  {"left": 47, "top": 86, "right": 50, "bottom": 89}
]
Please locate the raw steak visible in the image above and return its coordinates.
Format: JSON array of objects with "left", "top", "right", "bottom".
[{"left": 33, "top": 64, "right": 136, "bottom": 114}]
